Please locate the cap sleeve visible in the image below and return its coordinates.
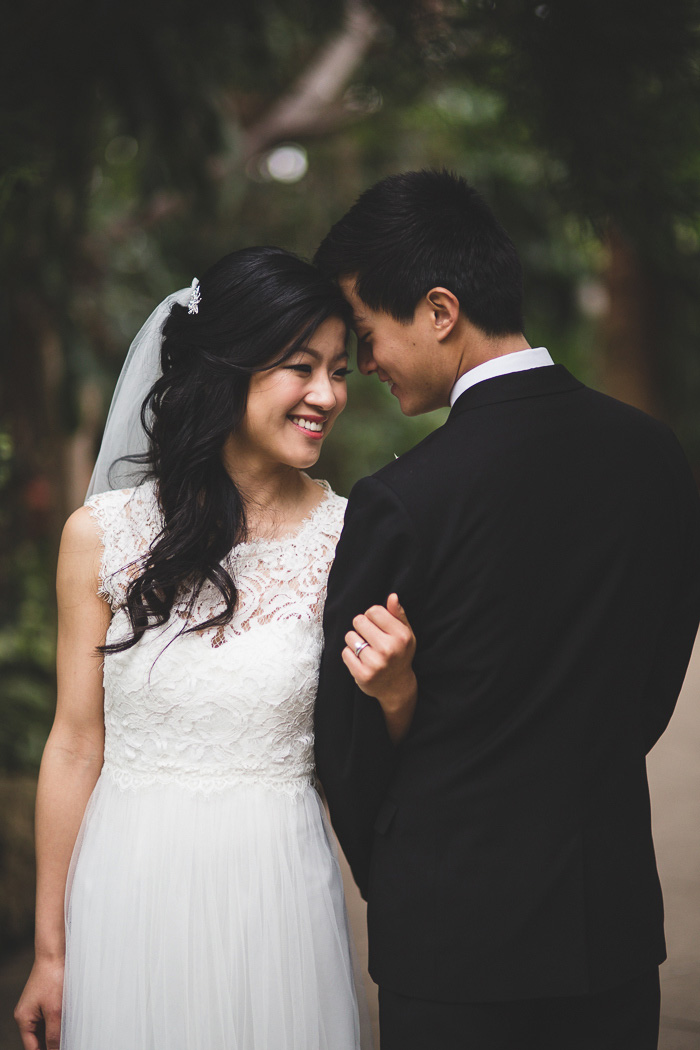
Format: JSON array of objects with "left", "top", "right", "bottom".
[
  {"left": 316, "top": 490, "right": 348, "bottom": 549},
  {"left": 84, "top": 480, "right": 162, "bottom": 610}
]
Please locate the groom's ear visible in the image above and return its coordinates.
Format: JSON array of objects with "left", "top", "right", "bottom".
[{"left": 425, "top": 287, "right": 460, "bottom": 342}]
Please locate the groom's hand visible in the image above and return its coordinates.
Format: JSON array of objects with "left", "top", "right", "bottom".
[{"left": 343, "top": 594, "right": 418, "bottom": 744}]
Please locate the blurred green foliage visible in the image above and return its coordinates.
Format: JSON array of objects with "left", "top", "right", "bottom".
[
  {"left": 0, "top": 430, "right": 55, "bottom": 772},
  {"left": 0, "top": 553, "right": 56, "bottom": 772}
]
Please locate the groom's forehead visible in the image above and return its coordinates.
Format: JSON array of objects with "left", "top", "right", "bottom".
[
  {"left": 351, "top": 311, "right": 377, "bottom": 335},
  {"left": 338, "top": 277, "right": 387, "bottom": 327},
  {"left": 340, "top": 274, "right": 367, "bottom": 315}
]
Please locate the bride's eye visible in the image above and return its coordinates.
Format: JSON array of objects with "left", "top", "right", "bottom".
[
  {"left": 285, "top": 364, "right": 312, "bottom": 375},
  {"left": 333, "top": 368, "right": 353, "bottom": 379}
]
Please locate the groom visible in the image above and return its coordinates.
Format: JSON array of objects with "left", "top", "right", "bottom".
[{"left": 313, "top": 170, "right": 700, "bottom": 1049}]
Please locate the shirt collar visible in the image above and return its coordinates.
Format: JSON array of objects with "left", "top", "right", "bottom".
[{"left": 449, "top": 347, "right": 554, "bottom": 407}]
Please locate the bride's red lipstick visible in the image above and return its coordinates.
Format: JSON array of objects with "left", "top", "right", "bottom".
[{"left": 288, "top": 414, "right": 326, "bottom": 439}]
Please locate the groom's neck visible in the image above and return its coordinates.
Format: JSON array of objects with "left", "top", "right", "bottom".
[{"left": 453, "top": 329, "right": 531, "bottom": 384}]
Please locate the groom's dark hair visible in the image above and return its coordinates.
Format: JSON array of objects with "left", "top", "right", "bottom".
[{"left": 314, "top": 169, "right": 524, "bottom": 336}]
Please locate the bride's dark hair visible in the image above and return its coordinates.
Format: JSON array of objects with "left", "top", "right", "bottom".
[{"left": 100, "top": 246, "right": 351, "bottom": 655}]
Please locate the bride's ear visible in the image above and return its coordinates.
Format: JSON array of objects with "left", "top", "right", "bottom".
[{"left": 425, "top": 287, "right": 459, "bottom": 341}]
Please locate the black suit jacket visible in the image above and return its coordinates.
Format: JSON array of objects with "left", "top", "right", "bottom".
[{"left": 314, "top": 365, "right": 700, "bottom": 1003}]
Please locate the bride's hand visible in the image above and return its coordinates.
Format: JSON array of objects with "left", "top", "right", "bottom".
[
  {"left": 343, "top": 593, "right": 417, "bottom": 744},
  {"left": 14, "top": 955, "right": 64, "bottom": 1050}
]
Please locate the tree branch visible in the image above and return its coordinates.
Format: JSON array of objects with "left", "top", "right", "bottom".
[
  {"left": 241, "top": 0, "right": 381, "bottom": 161},
  {"left": 94, "top": 1, "right": 382, "bottom": 237}
]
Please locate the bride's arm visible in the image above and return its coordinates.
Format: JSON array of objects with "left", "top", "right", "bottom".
[
  {"left": 315, "top": 476, "right": 421, "bottom": 895},
  {"left": 14, "top": 507, "right": 110, "bottom": 1050}
]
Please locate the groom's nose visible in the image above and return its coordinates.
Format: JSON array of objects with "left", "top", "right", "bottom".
[{"left": 357, "top": 340, "right": 376, "bottom": 376}]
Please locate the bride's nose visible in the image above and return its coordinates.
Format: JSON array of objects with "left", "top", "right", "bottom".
[{"left": 305, "top": 372, "right": 337, "bottom": 412}]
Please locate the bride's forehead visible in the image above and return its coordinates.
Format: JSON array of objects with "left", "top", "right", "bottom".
[
  {"left": 291, "top": 345, "right": 348, "bottom": 364},
  {"left": 297, "top": 321, "right": 349, "bottom": 358},
  {"left": 311, "top": 314, "right": 349, "bottom": 341}
]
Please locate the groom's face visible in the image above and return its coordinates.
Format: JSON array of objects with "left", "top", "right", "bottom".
[{"left": 340, "top": 278, "right": 453, "bottom": 416}]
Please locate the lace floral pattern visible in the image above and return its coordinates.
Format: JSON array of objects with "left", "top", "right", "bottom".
[{"left": 85, "top": 480, "right": 347, "bottom": 797}]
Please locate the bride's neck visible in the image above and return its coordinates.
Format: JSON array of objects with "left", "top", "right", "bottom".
[{"left": 220, "top": 442, "right": 311, "bottom": 537}]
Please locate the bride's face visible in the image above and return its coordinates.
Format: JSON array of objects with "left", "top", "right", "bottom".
[{"left": 232, "top": 316, "right": 350, "bottom": 471}]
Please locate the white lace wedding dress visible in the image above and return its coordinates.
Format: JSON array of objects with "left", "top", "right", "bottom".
[{"left": 61, "top": 478, "right": 367, "bottom": 1050}]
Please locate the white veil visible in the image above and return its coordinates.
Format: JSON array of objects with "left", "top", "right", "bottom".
[{"left": 86, "top": 284, "right": 195, "bottom": 500}]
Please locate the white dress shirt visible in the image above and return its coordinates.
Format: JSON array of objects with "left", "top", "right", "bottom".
[{"left": 449, "top": 347, "right": 554, "bottom": 407}]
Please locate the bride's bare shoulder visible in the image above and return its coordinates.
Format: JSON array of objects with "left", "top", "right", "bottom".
[
  {"left": 56, "top": 506, "right": 108, "bottom": 605},
  {"left": 60, "top": 504, "right": 103, "bottom": 553}
]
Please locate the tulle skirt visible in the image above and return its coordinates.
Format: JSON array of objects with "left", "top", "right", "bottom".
[{"left": 61, "top": 771, "right": 366, "bottom": 1050}]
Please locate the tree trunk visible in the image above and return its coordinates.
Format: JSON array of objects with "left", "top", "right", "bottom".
[
  {"left": 2, "top": 286, "right": 69, "bottom": 552},
  {"left": 599, "top": 228, "right": 662, "bottom": 420}
]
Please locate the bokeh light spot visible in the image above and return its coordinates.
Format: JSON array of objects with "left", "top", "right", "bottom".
[{"left": 261, "top": 145, "right": 308, "bottom": 184}]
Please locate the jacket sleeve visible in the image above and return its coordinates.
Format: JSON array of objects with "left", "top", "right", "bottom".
[
  {"left": 642, "top": 439, "right": 700, "bottom": 752},
  {"left": 314, "top": 474, "right": 421, "bottom": 898}
]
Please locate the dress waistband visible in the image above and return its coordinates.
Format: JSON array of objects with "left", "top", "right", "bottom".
[{"left": 101, "top": 759, "right": 315, "bottom": 798}]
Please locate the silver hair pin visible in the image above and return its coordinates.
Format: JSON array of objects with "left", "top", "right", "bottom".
[{"left": 188, "top": 277, "right": 201, "bottom": 315}]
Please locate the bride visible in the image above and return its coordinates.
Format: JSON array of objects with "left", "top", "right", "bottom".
[{"left": 14, "top": 247, "right": 415, "bottom": 1050}]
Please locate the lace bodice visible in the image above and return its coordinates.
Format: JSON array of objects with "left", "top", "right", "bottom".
[{"left": 86, "top": 479, "right": 347, "bottom": 796}]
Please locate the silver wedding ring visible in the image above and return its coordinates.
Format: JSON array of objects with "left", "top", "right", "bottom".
[{"left": 354, "top": 640, "right": 370, "bottom": 658}]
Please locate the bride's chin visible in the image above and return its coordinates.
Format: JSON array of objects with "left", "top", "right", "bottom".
[
  {"left": 284, "top": 437, "right": 325, "bottom": 468},
  {"left": 277, "top": 448, "right": 322, "bottom": 470},
  {"left": 297, "top": 452, "right": 322, "bottom": 469}
]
